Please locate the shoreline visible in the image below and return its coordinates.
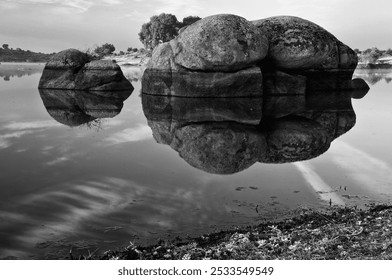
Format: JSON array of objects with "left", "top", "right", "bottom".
[
  {"left": 0, "top": 62, "right": 46, "bottom": 66},
  {"left": 356, "top": 64, "right": 392, "bottom": 70},
  {"left": 69, "top": 204, "right": 392, "bottom": 260}
]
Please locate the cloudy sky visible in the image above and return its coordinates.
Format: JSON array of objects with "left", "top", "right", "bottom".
[{"left": 0, "top": 0, "right": 391, "bottom": 53}]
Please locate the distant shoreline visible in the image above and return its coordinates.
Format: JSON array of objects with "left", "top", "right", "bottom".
[
  {"left": 0, "top": 62, "right": 46, "bottom": 66},
  {"left": 2, "top": 60, "right": 391, "bottom": 71},
  {"left": 356, "top": 63, "right": 392, "bottom": 69}
]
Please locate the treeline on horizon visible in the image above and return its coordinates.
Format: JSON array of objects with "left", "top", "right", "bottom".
[
  {"left": 0, "top": 44, "right": 54, "bottom": 62},
  {"left": 354, "top": 47, "right": 392, "bottom": 64}
]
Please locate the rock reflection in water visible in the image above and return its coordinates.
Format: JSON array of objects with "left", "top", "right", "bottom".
[
  {"left": 39, "top": 89, "right": 132, "bottom": 127},
  {"left": 142, "top": 72, "right": 369, "bottom": 174}
]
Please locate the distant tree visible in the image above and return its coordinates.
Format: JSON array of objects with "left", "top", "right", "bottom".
[
  {"left": 119, "top": 51, "right": 125, "bottom": 55},
  {"left": 94, "top": 43, "right": 115, "bottom": 57},
  {"left": 354, "top": 48, "right": 360, "bottom": 54},
  {"left": 2, "top": 44, "right": 9, "bottom": 49},
  {"left": 385, "top": 48, "right": 392, "bottom": 56},
  {"left": 360, "top": 47, "right": 383, "bottom": 64},
  {"left": 362, "top": 48, "right": 371, "bottom": 54},
  {"left": 127, "top": 47, "right": 138, "bottom": 53}
]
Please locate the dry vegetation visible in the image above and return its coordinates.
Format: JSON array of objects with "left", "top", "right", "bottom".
[{"left": 73, "top": 205, "right": 392, "bottom": 260}]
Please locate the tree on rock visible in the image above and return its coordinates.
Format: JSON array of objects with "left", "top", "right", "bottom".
[
  {"left": 139, "top": 13, "right": 179, "bottom": 49},
  {"left": 180, "top": 16, "right": 201, "bottom": 27},
  {"left": 94, "top": 43, "right": 115, "bottom": 58},
  {"left": 139, "top": 13, "right": 201, "bottom": 49}
]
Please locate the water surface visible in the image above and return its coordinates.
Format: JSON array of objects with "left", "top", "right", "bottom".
[{"left": 0, "top": 64, "right": 391, "bottom": 259}]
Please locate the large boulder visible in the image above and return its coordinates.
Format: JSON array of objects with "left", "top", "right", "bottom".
[
  {"left": 39, "top": 49, "right": 133, "bottom": 91},
  {"left": 253, "top": 16, "right": 357, "bottom": 70},
  {"left": 142, "top": 15, "right": 266, "bottom": 97},
  {"left": 171, "top": 14, "right": 268, "bottom": 72}
]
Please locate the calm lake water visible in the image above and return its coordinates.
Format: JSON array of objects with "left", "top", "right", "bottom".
[{"left": 0, "top": 63, "right": 391, "bottom": 259}]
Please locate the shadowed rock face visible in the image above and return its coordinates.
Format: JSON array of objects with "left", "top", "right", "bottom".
[
  {"left": 38, "top": 49, "right": 134, "bottom": 91},
  {"left": 263, "top": 70, "right": 307, "bottom": 118},
  {"left": 142, "top": 67, "right": 263, "bottom": 97},
  {"left": 39, "top": 89, "right": 132, "bottom": 127},
  {"left": 142, "top": 74, "right": 368, "bottom": 174}
]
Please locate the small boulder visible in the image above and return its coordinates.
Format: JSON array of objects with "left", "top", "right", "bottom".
[
  {"left": 172, "top": 14, "right": 268, "bottom": 72},
  {"left": 39, "top": 48, "right": 133, "bottom": 91}
]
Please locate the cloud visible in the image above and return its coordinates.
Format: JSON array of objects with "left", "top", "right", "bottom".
[
  {"left": 0, "top": 177, "right": 142, "bottom": 256},
  {"left": 105, "top": 125, "right": 152, "bottom": 145},
  {"left": 0, "top": 131, "right": 34, "bottom": 150},
  {"left": 124, "top": 10, "right": 151, "bottom": 21},
  {"left": 123, "top": 0, "right": 203, "bottom": 22},
  {"left": 3, "top": 120, "right": 61, "bottom": 130},
  {"left": 153, "top": 0, "right": 203, "bottom": 17},
  {"left": 104, "top": 125, "right": 152, "bottom": 145},
  {"left": 0, "top": 120, "right": 61, "bottom": 150},
  {"left": 45, "top": 156, "right": 69, "bottom": 166},
  {"left": 1, "top": 0, "right": 123, "bottom": 13},
  {"left": 0, "top": 139, "right": 10, "bottom": 149}
]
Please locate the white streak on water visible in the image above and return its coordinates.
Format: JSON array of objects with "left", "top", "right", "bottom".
[
  {"left": 330, "top": 140, "right": 392, "bottom": 194},
  {"left": 293, "top": 161, "right": 345, "bottom": 206}
]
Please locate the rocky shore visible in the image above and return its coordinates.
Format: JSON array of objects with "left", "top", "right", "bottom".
[{"left": 76, "top": 205, "right": 392, "bottom": 260}]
